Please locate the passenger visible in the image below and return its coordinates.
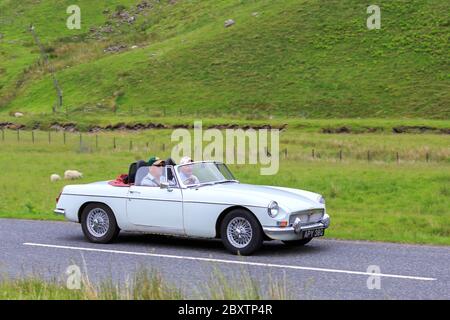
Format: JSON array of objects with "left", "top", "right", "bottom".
[
  {"left": 141, "top": 157, "right": 165, "bottom": 187},
  {"left": 179, "top": 156, "right": 200, "bottom": 186}
]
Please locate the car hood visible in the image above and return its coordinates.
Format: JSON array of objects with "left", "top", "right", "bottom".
[{"left": 198, "top": 183, "right": 323, "bottom": 212}]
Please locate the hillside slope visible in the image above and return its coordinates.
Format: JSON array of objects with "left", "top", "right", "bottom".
[{"left": 0, "top": 0, "right": 448, "bottom": 119}]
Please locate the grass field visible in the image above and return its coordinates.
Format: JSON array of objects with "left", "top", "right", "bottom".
[
  {"left": 1, "top": 127, "right": 449, "bottom": 245},
  {"left": 1, "top": 0, "right": 449, "bottom": 119}
]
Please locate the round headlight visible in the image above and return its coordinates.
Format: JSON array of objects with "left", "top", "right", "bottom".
[
  {"left": 268, "top": 201, "right": 279, "bottom": 218},
  {"left": 318, "top": 196, "right": 325, "bottom": 204}
]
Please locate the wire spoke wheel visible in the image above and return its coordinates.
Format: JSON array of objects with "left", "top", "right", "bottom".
[
  {"left": 226, "top": 217, "right": 253, "bottom": 249},
  {"left": 86, "top": 208, "right": 110, "bottom": 237}
]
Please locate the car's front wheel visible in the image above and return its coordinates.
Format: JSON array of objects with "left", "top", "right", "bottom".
[
  {"left": 282, "top": 238, "right": 313, "bottom": 247},
  {"left": 220, "top": 209, "right": 263, "bottom": 255},
  {"left": 81, "top": 203, "right": 120, "bottom": 243}
]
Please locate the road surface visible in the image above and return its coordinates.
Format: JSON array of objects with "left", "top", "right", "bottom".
[{"left": 0, "top": 218, "right": 448, "bottom": 299}]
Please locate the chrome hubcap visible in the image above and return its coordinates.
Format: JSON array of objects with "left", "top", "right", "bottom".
[
  {"left": 87, "top": 208, "right": 109, "bottom": 237},
  {"left": 227, "top": 217, "right": 253, "bottom": 249}
]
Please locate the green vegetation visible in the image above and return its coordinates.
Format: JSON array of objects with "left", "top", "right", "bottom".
[
  {"left": 0, "top": 268, "right": 289, "bottom": 299},
  {"left": 0, "top": 128, "right": 448, "bottom": 245},
  {"left": 0, "top": 0, "right": 449, "bottom": 119}
]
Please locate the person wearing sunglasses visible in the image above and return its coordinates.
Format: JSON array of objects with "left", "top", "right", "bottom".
[{"left": 141, "top": 156, "right": 166, "bottom": 187}]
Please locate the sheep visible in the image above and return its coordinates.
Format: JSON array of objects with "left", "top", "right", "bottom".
[
  {"left": 50, "top": 174, "right": 61, "bottom": 182},
  {"left": 14, "top": 112, "right": 24, "bottom": 118},
  {"left": 224, "top": 19, "right": 235, "bottom": 28},
  {"left": 64, "top": 170, "right": 83, "bottom": 180}
]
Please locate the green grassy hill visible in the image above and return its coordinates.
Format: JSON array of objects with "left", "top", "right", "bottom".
[{"left": 0, "top": 0, "right": 448, "bottom": 120}]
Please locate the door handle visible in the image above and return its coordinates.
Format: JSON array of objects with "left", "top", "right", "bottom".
[{"left": 129, "top": 191, "right": 141, "bottom": 195}]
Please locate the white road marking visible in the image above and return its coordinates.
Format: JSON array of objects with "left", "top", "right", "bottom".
[{"left": 23, "top": 242, "right": 437, "bottom": 281}]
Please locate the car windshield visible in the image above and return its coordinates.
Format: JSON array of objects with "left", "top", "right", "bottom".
[{"left": 176, "top": 162, "right": 237, "bottom": 187}]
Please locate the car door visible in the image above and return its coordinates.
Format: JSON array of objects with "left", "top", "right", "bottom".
[{"left": 126, "top": 166, "right": 184, "bottom": 233}]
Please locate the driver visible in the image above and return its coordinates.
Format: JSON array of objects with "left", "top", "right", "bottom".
[
  {"left": 179, "top": 156, "right": 200, "bottom": 186},
  {"left": 141, "top": 157, "right": 165, "bottom": 187}
]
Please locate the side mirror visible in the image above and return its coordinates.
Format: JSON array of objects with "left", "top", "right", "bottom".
[{"left": 160, "top": 182, "right": 173, "bottom": 192}]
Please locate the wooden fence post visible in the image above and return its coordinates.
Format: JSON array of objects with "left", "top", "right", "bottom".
[{"left": 32, "top": 130, "right": 35, "bottom": 144}]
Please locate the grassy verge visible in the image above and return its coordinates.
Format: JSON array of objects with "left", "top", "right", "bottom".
[{"left": 0, "top": 268, "right": 288, "bottom": 300}]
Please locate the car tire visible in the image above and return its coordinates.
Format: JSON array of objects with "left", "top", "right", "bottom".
[
  {"left": 81, "top": 203, "right": 120, "bottom": 244},
  {"left": 282, "top": 238, "right": 313, "bottom": 247},
  {"left": 220, "top": 209, "right": 263, "bottom": 255}
]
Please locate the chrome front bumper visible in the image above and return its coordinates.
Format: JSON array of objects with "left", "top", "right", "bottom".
[{"left": 263, "top": 213, "right": 330, "bottom": 241}]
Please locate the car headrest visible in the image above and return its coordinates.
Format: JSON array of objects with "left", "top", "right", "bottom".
[
  {"left": 128, "top": 160, "right": 148, "bottom": 184},
  {"left": 165, "top": 157, "right": 177, "bottom": 166}
]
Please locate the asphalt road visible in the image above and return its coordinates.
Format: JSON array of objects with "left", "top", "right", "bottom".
[{"left": 0, "top": 218, "right": 449, "bottom": 299}]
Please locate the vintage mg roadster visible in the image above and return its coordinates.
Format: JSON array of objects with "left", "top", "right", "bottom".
[{"left": 55, "top": 161, "right": 330, "bottom": 255}]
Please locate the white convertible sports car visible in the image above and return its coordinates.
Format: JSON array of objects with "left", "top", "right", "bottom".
[{"left": 55, "top": 161, "right": 330, "bottom": 255}]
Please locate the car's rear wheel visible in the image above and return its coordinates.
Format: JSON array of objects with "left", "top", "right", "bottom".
[
  {"left": 282, "top": 238, "right": 313, "bottom": 247},
  {"left": 220, "top": 209, "right": 263, "bottom": 255},
  {"left": 81, "top": 203, "right": 120, "bottom": 243}
]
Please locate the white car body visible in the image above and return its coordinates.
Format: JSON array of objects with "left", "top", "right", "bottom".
[{"left": 55, "top": 161, "right": 330, "bottom": 245}]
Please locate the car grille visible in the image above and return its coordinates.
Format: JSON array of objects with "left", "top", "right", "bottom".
[{"left": 289, "top": 209, "right": 324, "bottom": 225}]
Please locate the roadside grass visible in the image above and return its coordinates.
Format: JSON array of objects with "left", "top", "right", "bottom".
[
  {"left": 0, "top": 268, "right": 288, "bottom": 300},
  {"left": 203, "top": 268, "right": 289, "bottom": 300},
  {"left": 0, "top": 128, "right": 449, "bottom": 245}
]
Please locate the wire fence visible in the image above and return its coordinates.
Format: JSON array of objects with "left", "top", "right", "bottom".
[
  {"left": 2, "top": 128, "right": 171, "bottom": 152},
  {"left": 1, "top": 129, "right": 448, "bottom": 164}
]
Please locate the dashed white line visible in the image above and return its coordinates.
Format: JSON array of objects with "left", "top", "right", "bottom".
[{"left": 23, "top": 242, "right": 437, "bottom": 281}]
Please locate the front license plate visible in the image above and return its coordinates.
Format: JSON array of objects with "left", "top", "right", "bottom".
[{"left": 302, "top": 228, "right": 325, "bottom": 239}]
